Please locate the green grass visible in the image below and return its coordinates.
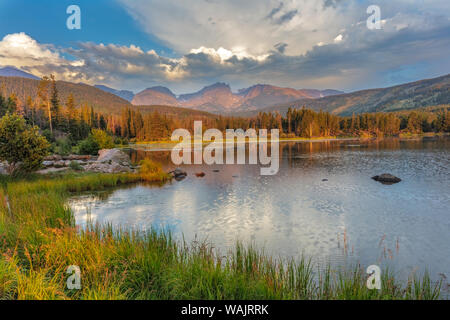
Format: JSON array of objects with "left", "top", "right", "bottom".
[{"left": 0, "top": 171, "right": 444, "bottom": 300}]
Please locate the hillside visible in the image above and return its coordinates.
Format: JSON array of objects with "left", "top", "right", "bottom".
[
  {"left": 254, "top": 74, "right": 450, "bottom": 116},
  {"left": 0, "top": 75, "right": 223, "bottom": 118},
  {"left": 134, "top": 105, "right": 217, "bottom": 118},
  {"left": 0, "top": 76, "right": 132, "bottom": 114},
  {"left": 235, "top": 85, "right": 333, "bottom": 111}
]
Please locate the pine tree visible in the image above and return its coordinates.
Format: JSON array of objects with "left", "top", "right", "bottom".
[
  {"left": 37, "top": 76, "right": 53, "bottom": 134},
  {"left": 50, "top": 75, "right": 60, "bottom": 127}
]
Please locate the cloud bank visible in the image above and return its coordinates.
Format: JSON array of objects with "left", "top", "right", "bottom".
[{"left": 0, "top": 0, "right": 449, "bottom": 92}]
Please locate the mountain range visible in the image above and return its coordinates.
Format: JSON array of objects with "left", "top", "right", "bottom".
[
  {"left": 131, "top": 82, "right": 343, "bottom": 113},
  {"left": 249, "top": 74, "right": 450, "bottom": 117},
  {"left": 0, "top": 66, "right": 448, "bottom": 116}
]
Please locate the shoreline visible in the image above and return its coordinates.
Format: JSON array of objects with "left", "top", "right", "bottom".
[
  {"left": 128, "top": 133, "right": 448, "bottom": 151},
  {"left": 0, "top": 172, "right": 445, "bottom": 300}
]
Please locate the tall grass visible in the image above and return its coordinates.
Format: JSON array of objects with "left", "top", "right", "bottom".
[{"left": 0, "top": 172, "right": 444, "bottom": 300}]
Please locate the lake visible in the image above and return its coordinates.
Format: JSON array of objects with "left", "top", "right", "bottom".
[{"left": 69, "top": 137, "right": 450, "bottom": 281}]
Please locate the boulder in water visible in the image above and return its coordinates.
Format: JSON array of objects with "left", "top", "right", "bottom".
[
  {"left": 371, "top": 173, "right": 401, "bottom": 184},
  {"left": 170, "top": 168, "right": 187, "bottom": 178}
]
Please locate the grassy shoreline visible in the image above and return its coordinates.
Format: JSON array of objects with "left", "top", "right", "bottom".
[{"left": 0, "top": 172, "right": 444, "bottom": 300}]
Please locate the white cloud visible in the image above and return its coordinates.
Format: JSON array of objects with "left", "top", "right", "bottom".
[
  {"left": 0, "top": 32, "right": 65, "bottom": 68},
  {"left": 1, "top": 0, "right": 450, "bottom": 94},
  {"left": 334, "top": 34, "right": 343, "bottom": 43},
  {"left": 117, "top": 0, "right": 357, "bottom": 56}
]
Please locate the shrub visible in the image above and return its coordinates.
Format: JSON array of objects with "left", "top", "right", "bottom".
[
  {"left": 71, "top": 145, "right": 80, "bottom": 155},
  {"left": 114, "top": 137, "right": 128, "bottom": 146},
  {"left": 54, "top": 137, "right": 72, "bottom": 156},
  {"left": 77, "top": 136, "right": 99, "bottom": 155},
  {"left": 0, "top": 113, "right": 50, "bottom": 175},
  {"left": 139, "top": 158, "right": 162, "bottom": 174},
  {"left": 69, "top": 160, "right": 83, "bottom": 171},
  {"left": 42, "top": 129, "right": 54, "bottom": 143},
  {"left": 139, "top": 159, "right": 170, "bottom": 182},
  {"left": 91, "top": 129, "right": 115, "bottom": 149}
]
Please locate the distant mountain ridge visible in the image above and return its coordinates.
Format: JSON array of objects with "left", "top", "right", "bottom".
[
  {"left": 252, "top": 74, "right": 450, "bottom": 116},
  {"left": 0, "top": 66, "right": 39, "bottom": 80},
  {"left": 132, "top": 82, "right": 344, "bottom": 113},
  {"left": 1, "top": 66, "right": 447, "bottom": 117},
  {"left": 94, "top": 85, "right": 135, "bottom": 102},
  {"left": 0, "top": 67, "right": 344, "bottom": 113},
  {"left": 131, "top": 86, "right": 178, "bottom": 106}
]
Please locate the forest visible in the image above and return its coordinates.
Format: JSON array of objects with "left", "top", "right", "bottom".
[{"left": 1, "top": 75, "right": 449, "bottom": 154}]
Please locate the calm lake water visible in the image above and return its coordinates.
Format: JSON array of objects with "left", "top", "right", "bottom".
[{"left": 69, "top": 137, "right": 450, "bottom": 281}]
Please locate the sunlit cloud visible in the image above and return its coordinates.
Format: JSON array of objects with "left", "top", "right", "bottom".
[{"left": 0, "top": 0, "right": 449, "bottom": 93}]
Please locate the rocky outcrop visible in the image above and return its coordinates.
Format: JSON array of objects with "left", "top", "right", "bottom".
[
  {"left": 85, "top": 161, "right": 132, "bottom": 173},
  {"left": 97, "top": 149, "right": 131, "bottom": 166},
  {"left": 41, "top": 154, "right": 95, "bottom": 171},
  {"left": 85, "top": 149, "right": 133, "bottom": 173},
  {"left": 42, "top": 156, "right": 94, "bottom": 170},
  {"left": 371, "top": 173, "right": 402, "bottom": 184},
  {"left": 44, "top": 154, "right": 93, "bottom": 161},
  {"left": 38, "top": 149, "right": 134, "bottom": 174},
  {"left": 36, "top": 167, "right": 71, "bottom": 174}
]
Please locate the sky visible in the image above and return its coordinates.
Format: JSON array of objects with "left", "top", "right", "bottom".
[{"left": 0, "top": 0, "right": 449, "bottom": 94}]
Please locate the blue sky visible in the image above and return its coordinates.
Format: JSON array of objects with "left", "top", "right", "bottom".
[
  {"left": 0, "top": 0, "right": 170, "bottom": 55},
  {"left": 0, "top": 0, "right": 449, "bottom": 93}
]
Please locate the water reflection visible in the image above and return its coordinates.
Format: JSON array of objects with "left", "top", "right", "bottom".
[{"left": 69, "top": 137, "right": 450, "bottom": 281}]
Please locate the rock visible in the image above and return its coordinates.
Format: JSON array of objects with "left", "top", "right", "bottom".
[
  {"left": 62, "top": 154, "right": 91, "bottom": 161},
  {"left": 174, "top": 175, "right": 186, "bottom": 181},
  {"left": 195, "top": 172, "right": 205, "bottom": 177},
  {"left": 36, "top": 167, "right": 70, "bottom": 174},
  {"left": 53, "top": 160, "right": 66, "bottom": 168},
  {"left": 170, "top": 168, "right": 187, "bottom": 178},
  {"left": 371, "top": 173, "right": 401, "bottom": 184},
  {"left": 42, "top": 161, "right": 54, "bottom": 167},
  {"left": 97, "top": 149, "right": 131, "bottom": 166},
  {"left": 322, "top": 179, "right": 328, "bottom": 181},
  {"left": 82, "top": 149, "right": 134, "bottom": 173},
  {"left": 44, "top": 155, "right": 62, "bottom": 161},
  {"left": 85, "top": 162, "right": 132, "bottom": 173},
  {"left": 212, "top": 169, "right": 220, "bottom": 172},
  {"left": 44, "top": 154, "right": 92, "bottom": 164},
  {"left": 0, "top": 161, "right": 8, "bottom": 175}
]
